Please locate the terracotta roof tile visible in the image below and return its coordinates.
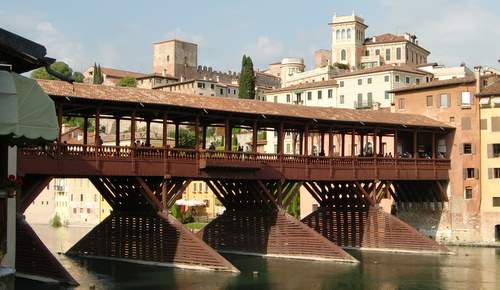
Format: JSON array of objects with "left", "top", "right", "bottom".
[
  {"left": 100, "top": 67, "right": 146, "bottom": 79},
  {"left": 389, "top": 76, "right": 476, "bottom": 93},
  {"left": 136, "top": 73, "right": 178, "bottom": 80},
  {"left": 36, "top": 79, "right": 452, "bottom": 129},
  {"left": 477, "top": 79, "right": 500, "bottom": 96},
  {"left": 365, "top": 33, "right": 406, "bottom": 44}
]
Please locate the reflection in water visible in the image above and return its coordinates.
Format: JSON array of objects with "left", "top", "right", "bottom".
[{"left": 14, "top": 225, "right": 500, "bottom": 290}]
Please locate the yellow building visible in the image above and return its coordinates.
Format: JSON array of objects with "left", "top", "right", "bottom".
[
  {"left": 477, "top": 79, "right": 500, "bottom": 242},
  {"left": 181, "top": 181, "right": 223, "bottom": 219}
]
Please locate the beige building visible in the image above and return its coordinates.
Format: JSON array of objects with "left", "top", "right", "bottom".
[
  {"left": 155, "top": 79, "right": 238, "bottom": 97},
  {"left": 330, "top": 13, "right": 429, "bottom": 69},
  {"left": 136, "top": 73, "right": 179, "bottom": 89},
  {"left": 476, "top": 79, "right": 500, "bottom": 242},
  {"left": 83, "top": 66, "right": 146, "bottom": 86},
  {"left": 181, "top": 181, "right": 223, "bottom": 219}
]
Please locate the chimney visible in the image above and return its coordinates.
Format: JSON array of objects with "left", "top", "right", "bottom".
[{"left": 474, "top": 66, "right": 482, "bottom": 94}]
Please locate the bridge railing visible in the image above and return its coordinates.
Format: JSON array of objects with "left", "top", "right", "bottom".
[{"left": 18, "top": 144, "right": 451, "bottom": 169}]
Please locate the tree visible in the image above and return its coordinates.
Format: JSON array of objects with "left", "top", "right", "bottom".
[
  {"left": 333, "top": 62, "right": 349, "bottom": 70},
  {"left": 31, "top": 61, "right": 73, "bottom": 80},
  {"left": 286, "top": 188, "right": 300, "bottom": 218},
  {"left": 72, "top": 72, "right": 84, "bottom": 83},
  {"left": 93, "top": 63, "right": 104, "bottom": 84},
  {"left": 50, "top": 213, "right": 62, "bottom": 228},
  {"left": 238, "top": 55, "right": 256, "bottom": 99},
  {"left": 117, "top": 77, "right": 137, "bottom": 87}
]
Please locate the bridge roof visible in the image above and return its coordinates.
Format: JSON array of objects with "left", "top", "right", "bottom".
[{"left": 37, "top": 80, "right": 452, "bottom": 130}]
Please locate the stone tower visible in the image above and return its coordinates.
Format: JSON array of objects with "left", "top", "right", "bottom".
[
  {"left": 330, "top": 13, "right": 367, "bottom": 70},
  {"left": 152, "top": 39, "right": 198, "bottom": 80}
]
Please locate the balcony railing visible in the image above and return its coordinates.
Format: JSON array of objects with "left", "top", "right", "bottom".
[{"left": 354, "top": 100, "right": 373, "bottom": 109}]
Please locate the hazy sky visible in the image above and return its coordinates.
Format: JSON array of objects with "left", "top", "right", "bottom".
[{"left": 1, "top": 0, "right": 498, "bottom": 74}]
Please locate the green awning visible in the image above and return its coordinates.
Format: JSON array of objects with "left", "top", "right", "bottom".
[{"left": 0, "top": 71, "right": 58, "bottom": 141}]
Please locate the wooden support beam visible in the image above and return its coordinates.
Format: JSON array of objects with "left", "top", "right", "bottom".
[
  {"left": 166, "top": 179, "right": 191, "bottom": 208},
  {"left": 351, "top": 130, "right": 356, "bottom": 156},
  {"left": 256, "top": 180, "right": 280, "bottom": 209},
  {"left": 130, "top": 111, "right": 136, "bottom": 146},
  {"left": 194, "top": 115, "right": 200, "bottom": 150},
  {"left": 146, "top": 119, "right": 151, "bottom": 146},
  {"left": 304, "top": 126, "right": 309, "bottom": 155},
  {"left": 202, "top": 125, "right": 207, "bottom": 149},
  {"left": 252, "top": 120, "right": 258, "bottom": 153},
  {"left": 302, "top": 182, "right": 323, "bottom": 206},
  {"left": 115, "top": 117, "right": 120, "bottom": 146},
  {"left": 432, "top": 132, "right": 436, "bottom": 159},
  {"left": 225, "top": 119, "right": 232, "bottom": 151},
  {"left": 328, "top": 131, "right": 333, "bottom": 156},
  {"left": 341, "top": 133, "right": 345, "bottom": 157},
  {"left": 394, "top": 130, "right": 398, "bottom": 158},
  {"left": 355, "top": 181, "right": 374, "bottom": 206},
  {"left": 206, "top": 180, "right": 228, "bottom": 206},
  {"left": 278, "top": 122, "right": 284, "bottom": 154},
  {"left": 413, "top": 130, "right": 418, "bottom": 159},
  {"left": 83, "top": 117, "right": 88, "bottom": 145},
  {"left": 174, "top": 123, "right": 180, "bottom": 147},
  {"left": 89, "top": 177, "right": 117, "bottom": 209},
  {"left": 95, "top": 107, "right": 100, "bottom": 145},
  {"left": 135, "top": 177, "right": 163, "bottom": 212}
]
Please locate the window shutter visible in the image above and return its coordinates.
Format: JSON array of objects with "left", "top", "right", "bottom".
[
  {"left": 471, "top": 144, "right": 475, "bottom": 155},
  {"left": 480, "top": 119, "right": 487, "bottom": 130},
  {"left": 463, "top": 168, "right": 467, "bottom": 180},
  {"left": 474, "top": 168, "right": 479, "bottom": 179},
  {"left": 488, "top": 168, "right": 493, "bottom": 179},
  {"left": 488, "top": 144, "right": 493, "bottom": 158},
  {"left": 458, "top": 93, "right": 462, "bottom": 106},
  {"left": 459, "top": 143, "right": 464, "bottom": 154}
]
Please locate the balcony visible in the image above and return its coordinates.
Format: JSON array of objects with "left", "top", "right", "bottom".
[{"left": 354, "top": 100, "right": 373, "bottom": 109}]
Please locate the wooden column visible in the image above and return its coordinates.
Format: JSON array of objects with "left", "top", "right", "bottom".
[
  {"left": 252, "top": 120, "right": 258, "bottom": 153},
  {"left": 162, "top": 113, "right": 168, "bottom": 147},
  {"left": 130, "top": 112, "right": 136, "bottom": 146},
  {"left": 194, "top": 116, "right": 200, "bottom": 150},
  {"left": 83, "top": 117, "right": 88, "bottom": 145},
  {"left": 328, "top": 131, "right": 333, "bottom": 156},
  {"left": 174, "top": 123, "right": 179, "bottom": 147},
  {"left": 341, "top": 133, "right": 345, "bottom": 157},
  {"left": 360, "top": 134, "right": 364, "bottom": 156},
  {"left": 224, "top": 119, "right": 232, "bottom": 151},
  {"left": 145, "top": 119, "right": 151, "bottom": 146},
  {"left": 304, "top": 126, "right": 309, "bottom": 155},
  {"left": 278, "top": 122, "right": 284, "bottom": 154},
  {"left": 351, "top": 130, "right": 356, "bottom": 156},
  {"left": 299, "top": 132, "right": 303, "bottom": 155},
  {"left": 57, "top": 103, "right": 63, "bottom": 142},
  {"left": 394, "top": 130, "right": 398, "bottom": 158},
  {"left": 413, "top": 130, "right": 418, "bottom": 159},
  {"left": 379, "top": 132, "right": 383, "bottom": 155},
  {"left": 94, "top": 107, "right": 100, "bottom": 144},
  {"left": 373, "top": 131, "right": 377, "bottom": 157},
  {"left": 201, "top": 126, "right": 207, "bottom": 149},
  {"left": 432, "top": 132, "right": 436, "bottom": 159},
  {"left": 115, "top": 117, "right": 120, "bottom": 146},
  {"left": 320, "top": 132, "right": 325, "bottom": 155}
]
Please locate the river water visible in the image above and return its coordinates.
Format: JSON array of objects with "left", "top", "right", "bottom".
[{"left": 15, "top": 225, "right": 500, "bottom": 290}]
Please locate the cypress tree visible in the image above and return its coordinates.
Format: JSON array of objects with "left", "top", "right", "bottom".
[
  {"left": 92, "top": 63, "right": 99, "bottom": 84},
  {"left": 96, "top": 64, "right": 104, "bottom": 84},
  {"left": 238, "top": 55, "right": 256, "bottom": 99}
]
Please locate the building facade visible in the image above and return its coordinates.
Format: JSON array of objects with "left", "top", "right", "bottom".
[
  {"left": 155, "top": 79, "right": 238, "bottom": 97},
  {"left": 83, "top": 67, "right": 146, "bottom": 86},
  {"left": 391, "top": 76, "right": 483, "bottom": 242}
]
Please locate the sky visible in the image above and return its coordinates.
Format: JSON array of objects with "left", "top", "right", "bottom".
[{"left": 1, "top": 0, "right": 499, "bottom": 74}]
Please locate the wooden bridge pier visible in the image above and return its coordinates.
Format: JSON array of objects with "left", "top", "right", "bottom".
[
  {"left": 66, "top": 176, "right": 239, "bottom": 272},
  {"left": 198, "top": 179, "right": 358, "bottom": 263},
  {"left": 301, "top": 180, "right": 450, "bottom": 253}
]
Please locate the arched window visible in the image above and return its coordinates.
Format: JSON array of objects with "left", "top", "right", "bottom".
[
  {"left": 341, "top": 29, "right": 346, "bottom": 40},
  {"left": 336, "top": 30, "right": 340, "bottom": 40},
  {"left": 341, "top": 49, "right": 347, "bottom": 61},
  {"left": 347, "top": 29, "right": 351, "bottom": 40},
  {"left": 365, "top": 50, "right": 370, "bottom": 56}
]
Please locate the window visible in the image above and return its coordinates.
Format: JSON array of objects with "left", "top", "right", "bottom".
[
  {"left": 449, "top": 116, "right": 455, "bottom": 122},
  {"left": 492, "top": 117, "right": 500, "bottom": 132},
  {"left": 367, "top": 78, "right": 372, "bottom": 84},
  {"left": 336, "top": 30, "right": 340, "bottom": 40},
  {"left": 80, "top": 194, "right": 83, "bottom": 202},
  {"left": 296, "top": 93, "right": 302, "bottom": 103},
  {"left": 347, "top": 28, "right": 351, "bottom": 39},
  {"left": 426, "top": 96, "right": 433, "bottom": 107},
  {"left": 464, "top": 187, "right": 473, "bottom": 199},
  {"left": 273, "top": 95, "right": 278, "bottom": 103},
  {"left": 463, "top": 143, "right": 472, "bottom": 154},
  {"left": 341, "top": 49, "right": 347, "bottom": 61},
  {"left": 73, "top": 208, "right": 77, "bottom": 214},
  {"left": 385, "top": 48, "right": 391, "bottom": 61},
  {"left": 340, "top": 95, "right": 345, "bottom": 104},
  {"left": 197, "top": 82, "right": 205, "bottom": 88},
  {"left": 461, "top": 92, "right": 471, "bottom": 107},
  {"left": 481, "top": 119, "right": 488, "bottom": 130},
  {"left": 487, "top": 144, "right": 500, "bottom": 157},
  {"left": 341, "top": 29, "right": 346, "bottom": 39},
  {"left": 328, "top": 89, "right": 333, "bottom": 99},
  {"left": 384, "top": 75, "right": 390, "bottom": 82},
  {"left": 286, "top": 143, "right": 291, "bottom": 153},
  {"left": 357, "top": 79, "right": 362, "bottom": 85},
  {"left": 87, "top": 208, "right": 91, "bottom": 214},
  {"left": 317, "top": 90, "right": 322, "bottom": 100},
  {"left": 489, "top": 168, "right": 500, "bottom": 179},
  {"left": 405, "top": 77, "right": 410, "bottom": 84},
  {"left": 210, "top": 84, "right": 215, "bottom": 89},
  {"left": 307, "top": 92, "right": 312, "bottom": 100},
  {"left": 396, "top": 47, "right": 401, "bottom": 60},
  {"left": 493, "top": 197, "right": 500, "bottom": 207},
  {"left": 465, "top": 168, "right": 477, "bottom": 179},
  {"left": 385, "top": 91, "right": 390, "bottom": 100},
  {"left": 462, "top": 117, "right": 471, "bottom": 130},
  {"left": 339, "top": 81, "right": 344, "bottom": 87},
  {"left": 395, "top": 75, "right": 400, "bottom": 82},
  {"left": 399, "top": 98, "right": 405, "bottom": 109},
  {"left": 375, "top": 49, "right": 380, "bottom": 56},
  {"left": 365, "top": 50, "right": 370, "bottom": 56},
  {"left": 440, "top": 94, "right": 449, "bottom": 107},
  {"left": 220, "top": 88, "right": 224, "bottom": 95},
  {"left": 367, "top": 92, "right": 373, "bottom": 105},
  {"left": 286, "top": 94, "right": 291, "bottom": 103}
]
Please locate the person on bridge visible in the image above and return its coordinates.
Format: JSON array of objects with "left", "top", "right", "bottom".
[{"left": 96, "top": 135, "right": 103, "bottom": 146}]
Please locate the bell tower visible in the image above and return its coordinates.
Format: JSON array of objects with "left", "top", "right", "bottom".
[{"left": 330, "top": 12, "right": 367, "bottom": 70}]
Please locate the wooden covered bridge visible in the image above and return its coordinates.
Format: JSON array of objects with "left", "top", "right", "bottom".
[{"left": 16, "top": 80, "right": 453, "bottom": 285}]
